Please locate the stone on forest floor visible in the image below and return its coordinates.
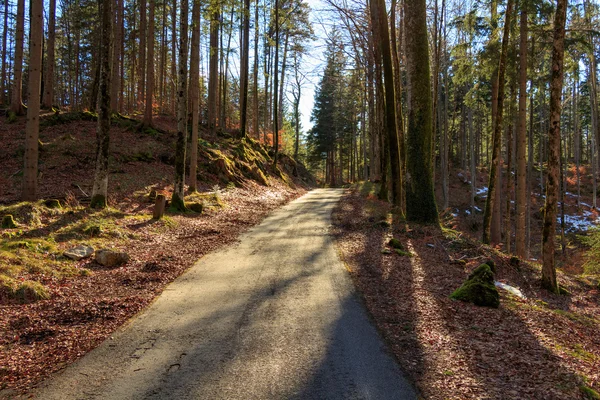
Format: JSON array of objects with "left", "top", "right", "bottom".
[
  {"left": 64, "top": 245, "right": 95, "bottom": 260},
  {"left": 2, "top": 215, "right": 17, "bottom": 228},
  {"left": 95, "top": 249, "right": 130, "bottom": 267},
  {"left": 451, "top": 263, "right": 500, "bottom": 308},
  {"left": 188, "top": 202, "right": 203, "bottom": 213},
  {"left": 43, "top": 199, "right": 62, "bottom": 209}
]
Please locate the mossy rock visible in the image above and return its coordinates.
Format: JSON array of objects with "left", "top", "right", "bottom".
[
  {"left": 450, "top": 263, "right": 500, "bottom": 308},
  {"left": 388, "top": 238, "right": 403, "bottom": 250},
  {"left": 43, "top": 199, "right": 62, "bottom": 209},
  {"left": 149, "top": 189, "right": 157, "bottom": 202},
  {"left": 188, "top": 202, "right": 203, "bottom": 213},
  {"left": 1, "top": 215, "right": 17, "bottom": 229}
]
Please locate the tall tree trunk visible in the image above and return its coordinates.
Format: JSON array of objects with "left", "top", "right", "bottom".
[
  {"left": 173, "top": 0, "right": 189, "bottom": 211},
  {"left": 110, "top": 0, "right": 122, "bottom": 112},
  {"left": 541, "top": 0, "right": 567, "bottom": 294},
  {"left": 10, "top": 0, "right": 25, "bottom": 115},
  {"left": 403, "top": 0, "right": 437, "bottom": 223},
  {"left": 391, "top": 0, "right": 405, "bottom": 211},
  {"left": 22, "top": 0, "right": 43, "bottom": 201},
  {"left": 143, "top": 0, "right": 155, "bottom": 126},
  {"left": 42, "top": 0, "right": 56, "bottom": 109},
  {"left": 208, "top": 0, "right": 219, "bottom": 134},
  {"left": 171, "top": 0, "right": 177, "bottom": 114},
  {"left": 373, "top": 0, "right": 401, "bottom": 208},
  {"left": 138, "top": 0, "right": 147, "bottom": 109},
  {"left": 0, "top": 0, "right": 8, "bottom": 104},
  {"left": 189, "top": 0, "right": 201, "bottom": 191},
  {"left": 91, "top": 0, "right": 112, "bottom": 208},
  {"left": 505, "top": 81, "right": 516, "bottom": 253},
  {"left": 252, "top": 0, "right": 259, "bottom": 138},
  {"left": 515, "top": 5, "right": 528, "bottom": 258},
  {"left": 240, "top": 0, "right": 250, "bottom": 138},
  {"left": 273, "top": 0, "right": 279, "bottom": 165},
  {"left": 277, "top": 32, "right": 289, "bottom": 130},
  {"left": 482, "top": 0, "right": 514, "bottom": 244},
  {"left": 574, "top": 78, "right": 581, "bottom": 208}
]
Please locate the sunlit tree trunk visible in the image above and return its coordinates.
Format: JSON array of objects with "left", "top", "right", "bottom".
[
  {"left": 91, "top": 0, "right": 113, "bottom": 209},
  {"left": 0, "top": 0, "right": 8, "bottom": 104},
  {"left": 138, "top": 0, "right": 147, "bottom": 108},
  {"left": 22, "top": 0, "right": 44, "bottom": 201},
  {"left": 10, "top": 0, "right": 25, "bottom": 115},
  {"left": 172, "top": 0, "right": 189, "bottom": 210},
  {"left": 110, "top": 0, "right": 122, "bottom": 112},
  {"left": 541, "top": 0, "right": 567, "bottom": 294},
  {"left": 189, "top": 0, "right": 201, "bottom": 191},
  {"left": 143, "top": 0, "right": 155, "bottom": 126},
  {"left": 208, "top": 0, "right": 219, "bottom": 134},
  {"left": 240, "top": 0, "right": 250, "bottom": 138},
  {"left": 42, "top": 0, "right": 56, "bottom": 109}
]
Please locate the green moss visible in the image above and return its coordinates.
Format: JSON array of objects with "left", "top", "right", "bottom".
[
  {"left": 1, "top": 215, "right": 17, "bottom": 229},
  {"left": 14, "top": 280, "right": 50, "bottom": 303},
  {"left": 83, "top": 224, "right": 102, "bottom": 237},
  {"left": 450, "top": 264, "right": 500, "bottom": 308},
  {"left": 188, "top": 202, "right": 203, "bottom": 213},
  {"left": 90, "top": 194, "right": 107, "bottom": 209},
  {"left": 7, "top": 111, "right": 16, "bottom": 123},
  {"left": 580, "top": 385, "right": 600, "bottom": 400},
  {"left": 170, "top": 193, "right": 187, "bottom": 212},
  {"left": 43, "top": 199, "right": 62, "bottom": 209},
  {"left": 388, "top": 238, "right": 404, "bottom": 250},
  {"left": 558, "top": 285, "right": 571, "bottom": 296},
  {"left": 395, "top": 249, "right": 413, "bottom": 257}
]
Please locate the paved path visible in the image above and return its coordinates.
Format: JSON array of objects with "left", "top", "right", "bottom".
[{"left": 32, "top": 189, "right": 416, "bottom": 400}]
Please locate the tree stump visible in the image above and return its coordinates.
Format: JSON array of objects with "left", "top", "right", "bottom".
[{"left": 153, "top": 194, "right": 166, "bottom": 219}]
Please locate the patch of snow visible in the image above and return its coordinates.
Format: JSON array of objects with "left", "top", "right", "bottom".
[
  {"left": 495, "top": 281, "right": 526, "bottom": 299},
  {"left": 560, "top": 213, "right": 600, "bottom": 233},
  {"left": 580, "top": 202, "right": 592, "bottom": 209},
  {"left": 473, "top": 206, "right": 483, "bottom": 213},
  {"left": 465, "top": 210, "right": 471, "bottom": 216},
  {"left": 476, "top": 186, "right": 488, "bottom": 196}
]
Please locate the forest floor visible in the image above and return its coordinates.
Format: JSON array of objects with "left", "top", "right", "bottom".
[
  {"left": 0, "top": 112, "right": 310, "bottom": 395},
  {"left": 332, "top": 180, "right": 600, "bottom": 400}
]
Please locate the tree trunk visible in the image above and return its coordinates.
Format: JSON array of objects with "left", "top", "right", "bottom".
[
  {"left": 208, "top": 1, "right": 219, "bottom": 134},
  {"left": 143, "top": 0, "right": 155, "bottom": 126},
  {"left": 515, "top": 5, "right": 528, "bottom": 258},
  {"left": 403, "top": 0, "right": 437, "bottom": 223},
  {"left": 253, "top": 0, "right": 259, "bottom": 138},
  {"left": 22, "top": 0, "right": 43, "bottom": 201},
  {"left": 541, "top": 0, "right": 567, "bottom": 294},
  {"left": 373, "top": 0, "right": 401, "bottom": 208},
  {"left": 91, "top": 0, "right": 113, "bottom": 209},
  {"left": 273, "top": 0, "right": 279, "bottom": 165},
  {"left": 110, "top": 0, "right": 122, "bottom": 112},
  {"left": 10, "top": 0, "right": 25, "bottom": 115},
  {"left": 240, "top": 0, "right": 250, "bottom": 138},
  {"left": 0, "top": 0, "right": 8, "bottom": 104},
  {"left": 482, "top": 0, "right": 513, "bottom": 244},
  {"left": 188, "top": 0, "right": 201, "bottom": 191},
  {"left": 42, "top": 0, "right": 56, "bottom": 109},
  {"left": 173, "top": 0, "right": 189, "bottom": 211},
  {"left": 138, "top": 0, "right": 147, "bottom": 109}
]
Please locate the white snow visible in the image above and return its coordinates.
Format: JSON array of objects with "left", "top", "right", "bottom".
[{"left": 495, "top": 281, "right": 526, "bottom": 299}]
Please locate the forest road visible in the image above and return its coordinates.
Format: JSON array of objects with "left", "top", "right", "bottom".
[{"left": 31, "top": 188, "right": 417, "bottom": 400}]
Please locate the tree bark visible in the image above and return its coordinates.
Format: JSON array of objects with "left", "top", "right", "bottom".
[
  {"left": 240, "top": 0, "right": 250, "bottom": 138},
  {"left": 541, "top": 0, "right": 567, "bottom": 294},
  {"left": 515, "top": 5, "right": 528, "bottom": 258},
  {"left": 42, "top": 0, "right": 56, "bottom": 109},
  {"left": 91, "top": 0, "right": 113, "bottom": 209},
  {"left": 403, "top": 0, "right": 437, "bottom": 223},
  {"left": 138, "top": 0, "right": 147, "bottom": 108},
  {"left": 208, "top": 0, "right": 219, "bottom": 134},
  {"left": 10, "top": 0, "right": 25, "bottom": 115},
  {"left": 189, "top": 0, "right": 201, "bottom": 191},
  {"left": 22, "top": 0, "right": 43, "bottom": 201},
  {"left": 273, "top": 0, "right": 279, "bottom": 165},
  {"left": 482, "top": 0, "right": 513, "bottom": 244},
  {"left": 373, "top": 0, "right": 401, "bottom": 208},
  {"left": 173, "top": 0, "right": 189, "bottom": 210},
  {"left": 110, "top": 0, "right": 122, "bottom": 112},
  {"left": 0, "top": 0, "right": 8, "bottom": 104},
  {"left": 143, "top": 0, "right": 155, "bottom": 127}
]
